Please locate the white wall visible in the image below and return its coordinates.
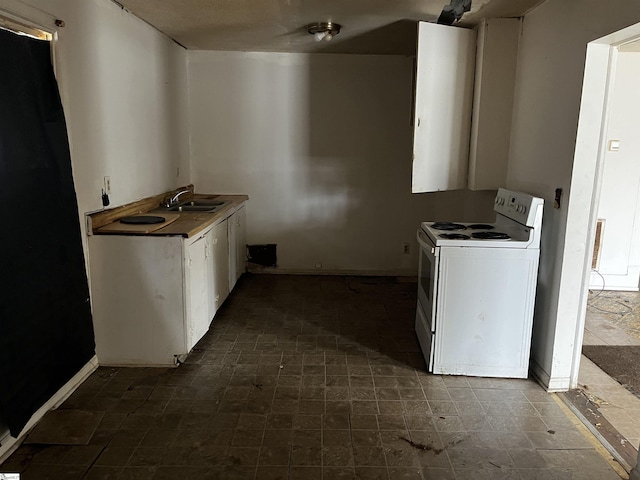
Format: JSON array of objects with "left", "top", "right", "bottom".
[
  {"left": 590, "top": 52, "right": 640, "bottom": 291},
  {"left": 0, "top": 0, "right": 188, "bottom": 449},
  {"left": 187, "top": 51, "right": 496, "bottom": 274},
  {"left": 0, "top": 0, "right": 190, "bottom": 237},
  {"left": 508, "top": 0, "right": 640, "bottom": 389}
]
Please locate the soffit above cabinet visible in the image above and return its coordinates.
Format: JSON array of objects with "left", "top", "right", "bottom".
[
  {"left": 468, "top": 17, "right": 521, "bottom": 191},
  {"left": 115, "top": 0, "right": 543, "bottom": 54}
]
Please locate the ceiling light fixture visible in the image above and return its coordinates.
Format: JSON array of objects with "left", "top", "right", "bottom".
[{"left": 306, "top": 22, "right": 341, "bottom": 42}]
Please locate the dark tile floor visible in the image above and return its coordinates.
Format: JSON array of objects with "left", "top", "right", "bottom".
[{"left": 0, "top": 275, "right": 623, "bottom": 479}]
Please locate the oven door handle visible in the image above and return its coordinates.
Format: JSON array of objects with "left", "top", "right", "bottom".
[{"left": 417, "top": 229, "right": 437, "bottom": 255}]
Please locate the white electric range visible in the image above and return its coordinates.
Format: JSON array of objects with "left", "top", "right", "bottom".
[{"left": 415, "top": 188, "right": 544, "bottom": 378}]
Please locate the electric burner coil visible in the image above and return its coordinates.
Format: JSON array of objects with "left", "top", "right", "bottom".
[
  {"left": 467, "top": 224, "right": 494, "bottom": 230},
  {"left": 439, "top": 233, "right": 470, "bottom": 240},
  {"left": 431, "top": 222, "right": 466, "bottom": 231},
  {"left": 471, "top": 231, "right": 510, "bottom": 240}
]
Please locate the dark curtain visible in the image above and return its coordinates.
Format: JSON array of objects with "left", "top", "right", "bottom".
[{"left": 0, "top": 29, "right": 95, "bottom": 437}]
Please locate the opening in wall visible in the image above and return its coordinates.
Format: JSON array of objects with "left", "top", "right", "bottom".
[{"left": 0, "top": 14, "right": 53, "bottom": 449}]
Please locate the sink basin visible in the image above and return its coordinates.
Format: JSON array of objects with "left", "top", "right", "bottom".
[
  {"left": 180, "top": 200, "right": 226, "bottom": 207},
  {"left": 166, "top": 200, "right": 228, "bottom": 212},
  {"left": 167, "top": 205, "right": 216, "bottom": 212}
]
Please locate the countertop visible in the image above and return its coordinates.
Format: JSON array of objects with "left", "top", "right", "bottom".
[
  {"left": 88, "top": 188, "right": 248, "bottom": 238},
  {"left": 148, "top": 194, "right": 248, "bottom": 238}
]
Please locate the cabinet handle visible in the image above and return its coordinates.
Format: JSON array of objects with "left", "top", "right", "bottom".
[{"left": 213, "top": 237, "right": 218, "bottom": 245}]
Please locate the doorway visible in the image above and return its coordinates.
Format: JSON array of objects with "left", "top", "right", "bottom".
[
  {"left": 565, "top": 22, "right": 640, "bottom": 473},
  {"left": 588, "top": 44, "right": 640, "bottom": 293},
  {"left": 0, "top": 7, "right": 96, "bottom": 460},
  {"left": 579, "top": 44, "right": 640, "bottom": 467}
]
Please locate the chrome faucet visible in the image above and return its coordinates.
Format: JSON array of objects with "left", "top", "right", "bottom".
[{"left": 165, "top": 189, "right": 190, "bottom": 207}]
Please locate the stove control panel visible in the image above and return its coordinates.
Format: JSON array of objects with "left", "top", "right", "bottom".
[{"left": 494, "top": 188, "right": 544, "bottom": 227}]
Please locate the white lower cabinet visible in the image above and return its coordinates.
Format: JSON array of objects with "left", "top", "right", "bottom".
[
  {"left": 228, "top": 206, "right": 246, "bottom": 291},
  {"left": 212, "top": 219, "right": 229, "bottom": 311},
  {"left": 186, "top": 230, "right": 213, "bottom": 352},
  {"left": 89, "top": 207, "right": 245, "bottom": 366}
]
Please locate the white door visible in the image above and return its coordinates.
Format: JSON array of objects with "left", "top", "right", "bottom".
[
  {"left": 228, "top": 211, "right": 238, "bottom": 291},
  {"left": 415, "top": 229, "right": 439, "bottom": 372},
  {"left": 231, "top": 206, "right": 247, "bottom": 289},
  {"left": 412, "top": 22, "right": 476, "bottom": 193},
  {"left": 205, "top": 229, "right": 216, "bottom": 322},
  {"left": 186, "top": 233, "right": 209, "bottom": 350},
  {"left": 212, "top": 219, "right": 230, "bottom": 311},
  {"left": 416, "top": 229, "right": 439, "bottom": 332}
]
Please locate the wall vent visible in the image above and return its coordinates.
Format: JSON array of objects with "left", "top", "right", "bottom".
[{"left": 247, "top": 244, "right": 277, "bottom": 267}]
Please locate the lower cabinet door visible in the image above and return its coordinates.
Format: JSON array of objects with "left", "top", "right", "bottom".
[
  {"left": 228, "top": 206, "right": 247, "bottom": 292},
  {"left": 212, "top": 219, "right": 230, "bottom": 311},
  {"left": 186, "top": 233, "right": 210, "bottom": 350},
  {"left": 235, "top": 206, "right": 247, "bottom": 284}
]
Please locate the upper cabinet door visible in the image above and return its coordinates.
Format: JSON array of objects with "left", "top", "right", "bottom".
[{"left": 412, "top": 22, "right": 476, "bottom": 193}]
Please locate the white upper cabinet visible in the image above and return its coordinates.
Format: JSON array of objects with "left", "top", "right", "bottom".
[
  {"left": 412, "top": 22, "right": 476, "bottom": 193},
  {"left": 468, "top": 18, "right": 521, "bottom": 191}
]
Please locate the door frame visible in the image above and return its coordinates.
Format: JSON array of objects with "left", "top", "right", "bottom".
[
  {"left": 567, "top": 22, "right": 640, "bottom": 388},
  {"left": 0, "top": 1, "right": 61, "bottom": 79}
]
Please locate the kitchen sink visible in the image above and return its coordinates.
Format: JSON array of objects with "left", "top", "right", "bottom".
[
  {"left": 168, "top": 205, "right": 216, "bottom": 212},
  {"left": 165, "top": 200, "right": 228, "bottom": 212},
  {"left": 180, "top": 200, "right": 226, "bottom": 207}
]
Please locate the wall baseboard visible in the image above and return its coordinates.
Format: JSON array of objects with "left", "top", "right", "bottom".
[
  {"left": 0, "top": 355, "right": 99, "bottom": 464},
  {"left": 247, "top": 265, "right": 417, "bottom": 277}
]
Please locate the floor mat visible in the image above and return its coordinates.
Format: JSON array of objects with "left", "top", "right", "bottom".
[
  {"left": 582, "top": 345, "right": 640, "bottom": 399},
  {"left": 24, "top": 409, "right": 104, "bottom": 445}
]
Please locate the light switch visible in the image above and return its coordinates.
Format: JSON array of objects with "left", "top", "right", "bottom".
[{"left": 609, "top": 140, "right": 621, "bottom": 151}]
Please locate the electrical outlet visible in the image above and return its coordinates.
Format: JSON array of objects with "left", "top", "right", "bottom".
[
  {"left": 104, "top": 176, "right": 111, "bottom": 194},
  {"left": 402, "top": 242, "right": 410, "bottom": 255}
]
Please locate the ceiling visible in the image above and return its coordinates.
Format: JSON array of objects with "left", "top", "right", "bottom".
[{"left": 116, "top": 0, "right": 544, "bottom": 55}]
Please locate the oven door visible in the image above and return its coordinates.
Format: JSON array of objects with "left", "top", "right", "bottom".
[
  {"left": 416, "top": 228, "right": 439, "bottom": 332},
  {"left": 415, "top": 300, "right": 434, "bottom": 370}
]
